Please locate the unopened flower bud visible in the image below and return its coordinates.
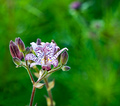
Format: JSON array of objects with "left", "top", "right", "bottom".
[
  {"left": 20, "top": 52, "right": 24, "bottom": 60},
  {"left": 60, "top": 50, "right": 68, "bottom": 65},
  {"left": 51, "top": 39, "right": 55, "bottom": 43},
  {"left": 36, "top": 38, "right": 41, "bottom": 45},
  {"left": 30, "top": 46, "right": 33, "bottom": 52},
  {"left": 15, "top": 37, "right": 25, "bottom": 52},
  {"left": 51, "top": 39, "right": 58, "bottom": 46},
  {"left": 25, "top": 47, "right": 30, "bottom": 55},
  {"left": 9, "top": 40, "right": 23, "bottom": 60},
  {"left": 70, "top": 1, "right": 81, "bottom": 10},
  {"left": 62, "top": 66, "right": 71, "bottom": 71},
  {"left": 13, "top": 57, "right": 22, "bottom": 66}
]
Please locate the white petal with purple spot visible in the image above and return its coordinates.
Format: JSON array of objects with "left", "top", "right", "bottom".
[{"left": 25, "top": 54, "right": 38, "bottom": 62}]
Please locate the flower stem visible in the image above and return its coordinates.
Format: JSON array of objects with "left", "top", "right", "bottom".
[
  {"left": 24, "top": 61, "right": 35, "bottom": 84},
  {"left": 33, "top": 65, "right": 39, "bottom": 73},
  {"left": 44, "top": 78, "right": 53, "bottom": 106},
  {"left": 30, "top": 86, "right": 36, "bottom": 106},
  {"left": 48, "top": 65, "right": 62, "bottom": 74},
  {"left": 26, "top": 66, "right": 35, "bottom": 84},
  {"left": 36, "top": 71, "right": 48, "bottom": 83}
]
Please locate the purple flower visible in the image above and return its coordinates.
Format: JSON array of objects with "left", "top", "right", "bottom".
[
  {"left": 70, "top": 1, "right": 81, "bottom": 10},
  {"left": 25, "top": 40, "right": 68, "bottom": 71}
]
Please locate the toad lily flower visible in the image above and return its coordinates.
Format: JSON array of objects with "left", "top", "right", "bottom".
[{"left": 25, "top": 40, "right": 68, "bottom": 71}]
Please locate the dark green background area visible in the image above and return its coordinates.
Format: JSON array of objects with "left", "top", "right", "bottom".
[{"left": 1, "top": 0, "right": 120, "bottom": 105}]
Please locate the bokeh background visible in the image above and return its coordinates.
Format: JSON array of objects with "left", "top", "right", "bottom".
[{"left": 0, "top": 0, "right": 120, "bottom": 105}]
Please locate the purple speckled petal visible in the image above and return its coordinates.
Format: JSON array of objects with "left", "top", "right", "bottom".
[
  {"left": 51, "top": 47, "right": 68, "bottom": 60},
  {"left": 30, "top": 42, "right": 38, "bottom": 50},
  {"left": 25, "top": 53, "right": 38, "bottom": 62},
  {"left": 30, "top": 62, "right": 41, "bottom": 67},
  {"left": 35, "top": 49, "right": 44, "bottom": 59},
  {"left": 27, "top": 41, "right": 68, "bottom": 70},
  {"left": 51, "top": 59, "right": 58, "bottom": 67},
  {"left": 30, "top": 42, "right": 44, "bottom": 58},
  {"left": 54, "top": 46, "right": 60, "bottom": 54},
  {"left": 45, "top": 42, "right": 56, "bottom": 58}
]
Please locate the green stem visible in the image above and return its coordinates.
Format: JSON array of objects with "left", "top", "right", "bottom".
[
  {"left": 30, "top": 86, "right": 36, "bottom": 106},
  {"left": 29, "top": 65, "right": 62, "bottom": 106},
  {"left": 23, "top": 61, "right": 36, "bottom": 106},
  {"left": 36, "top": 71, "right": 48, "bottom": 83},
  {"left": 24, "top": 61, "right": 35, "bottom": 84},
  {"left": 36, "top": 65, "right": 62, "bottom": 83},
  {"left": 25, "top": 66, "right": 35, "bottom": 84},
  {"left": 33, "top": 65, "right": 39, "bottom": 73},
  {"left": 48, "top": 65, "right": 62, "bottom": 74},
  {"left": 44, "top": 78, "right": 53, "bottom": 106}
]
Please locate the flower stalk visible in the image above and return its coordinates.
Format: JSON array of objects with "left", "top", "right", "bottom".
[
  {"left": 30, "top": 86, "right": 36, "bottom": 106},
  {"left": 36, "top": 71, "right": 48, "bottom": 83},
  {"left": 48, "top": 65, "right": 63, "bottom": 74},
  {"left": 24, "top": 61, "right": 35, "bottom": 84},
  {"left": 44, "top": 78, "right": 53, "bottom": 106}
]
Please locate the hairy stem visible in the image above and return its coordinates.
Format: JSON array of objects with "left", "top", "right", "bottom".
[
  {"left": 48, "top": 65, "right": 62, "bottom": 74},
  {"left": 36, "top": 65, "right": 62, "bottom": 83},
  {"left": 25, "top": 61, "right": 35, "bottom": 106},
  {"left": 36, "top": 71, "right": 48, "bottom": 83},
  {"left": 25, "top": 66, "right": 35, "bottom": 84},
  {"left": 24, "top": 61, "right": 35, "bottom": 84},
  {"left": 30, "top": 86, "right": 36, "bottom": 106},
  {"left": 44, "top": 78, "right": 53, "bottom": 106},
  {"left": 33, "top": 65, "right": 39, "bottom": 72}
]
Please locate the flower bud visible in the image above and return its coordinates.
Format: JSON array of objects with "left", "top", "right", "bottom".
[
  {"left": 30, "top": 46, "right": 33, "bottom": 52},
  {"left": 51, "top": 39, "right": 55, "bottom": 43},
  {"left": 20, "top": 52, "right": 24, "bottom": 60},
  {"left": 13, "top": 57, "right": 22, "bottom": 66},
  {"left": 15, "top": 37, "right": 25, "bottom": 52},
  {"left": 62, "top": 66, "right": 71, "bottom": 71},
  {"left": 25, "top": 47, "right": 30, "bottom": 55},
  {"left": 70, "top": 1, "right": 81, "bottom": 10},
  {"left": 36, "top": 38, "right": 41, "bottom": 45},
  {"left": 60, "top": 50, "right": 68, "bottom": 65},
  {"left": 9, "top": 40, "right": 24, "bottom": 60}
]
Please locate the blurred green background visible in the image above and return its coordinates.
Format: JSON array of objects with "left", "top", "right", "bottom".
[{"left": 0, "top": 0, "right": 120, "bottom": 105}]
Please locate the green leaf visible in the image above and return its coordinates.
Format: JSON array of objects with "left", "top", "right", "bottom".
[
  {"left": 33, "top": 83, "right": 44, "bottom": 89},
  {"left": 45, "top": 96, "right": 55, "bottom": 106},
  {"left": 47, "top": 80, "right": 55, "bottom": 91},
  {"left": 34, "top": 72, "right": 39, "bottom": 78},
  {"left": 34, "top": 69, "right": 44, "bottom": 78}
]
